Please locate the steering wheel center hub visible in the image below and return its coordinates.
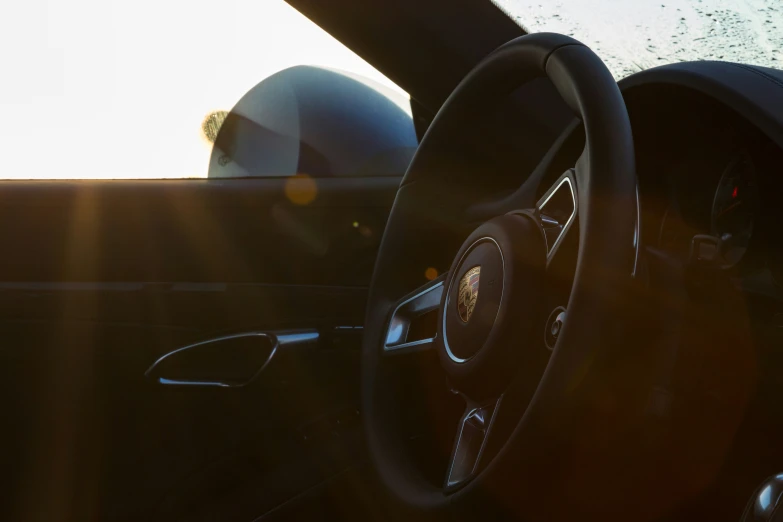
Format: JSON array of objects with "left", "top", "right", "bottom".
[
  {"left": 438, "top": 213, "right": 546, "bottom": 397},
  {"left": 444, "top": 238, "right": 504, "bottom": 362}
]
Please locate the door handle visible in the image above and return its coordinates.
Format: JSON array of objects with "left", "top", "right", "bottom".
[{"left": 145, "top": 329, "right": 319, "bottom": 388}]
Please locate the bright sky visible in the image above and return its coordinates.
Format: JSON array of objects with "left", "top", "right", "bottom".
[{"left": 0, "top": 0, "right": 407, "bottom": 179}]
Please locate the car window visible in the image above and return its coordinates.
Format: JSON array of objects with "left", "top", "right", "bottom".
[{"left": 1, "top": 0, "right": 410, "bottom": 179}]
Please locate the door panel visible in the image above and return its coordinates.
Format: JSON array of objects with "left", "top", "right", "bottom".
[
  {"left": 0, "top": 177, "right": 398, "bottom": 521},
  {"left": 0, "top": 177, "right": 396, "bottom": 284}
]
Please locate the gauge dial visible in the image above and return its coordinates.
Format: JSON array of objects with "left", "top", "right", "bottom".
[{"left": 711, "top": 154, "right": 758, "bottom": 266}]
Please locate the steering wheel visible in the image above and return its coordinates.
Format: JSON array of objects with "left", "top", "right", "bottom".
[{"left": 362, "top": 33, "right": 638, "bottom": 520}]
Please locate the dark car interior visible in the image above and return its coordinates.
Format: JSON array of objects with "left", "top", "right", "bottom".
[{"left": 3, "top": 1, "right": 783, "bottom": 521}]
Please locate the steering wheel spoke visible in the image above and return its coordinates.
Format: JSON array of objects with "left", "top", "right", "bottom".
[
  {"left": 444, "top": 396, "right": 502, "bottom": 490},
  {"left": 383, "top": 276, "right": 445, "bottom": 355},
  {"left": 535, "top": 169, "right": 579, "bottom": 265}
]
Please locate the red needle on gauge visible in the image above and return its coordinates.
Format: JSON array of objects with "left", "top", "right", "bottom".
[{"left": 717, "top": 200, "right": 743, "bottom": 218}]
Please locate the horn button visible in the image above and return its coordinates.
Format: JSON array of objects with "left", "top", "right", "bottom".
[
  {"left": 444, "top": 242, "right": 504, "bottom": 362},
  {"left": 438, "top": 214, "right": 546, "bottom": 398}
]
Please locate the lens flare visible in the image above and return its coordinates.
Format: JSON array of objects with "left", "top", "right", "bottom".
[{"left": 284, "top": 174, "right": 318, "bottom": 205}]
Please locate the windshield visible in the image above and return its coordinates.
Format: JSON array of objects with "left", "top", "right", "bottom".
[{"left": 493, "top": 0, "right": 782, "bottom": 79}]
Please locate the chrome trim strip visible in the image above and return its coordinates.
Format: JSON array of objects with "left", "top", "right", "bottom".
[
  {"left": 146, "top": 329, "right": 319, "bottom": 388},
  {"left": 445, "top": 396, "right": 503, "bottom": 489},
  {"left": 537, "top": 175, "right": 577, "bottom": 259},
  {"left": 633, "top": 181, "right": 641, "bottom": 278},
  {"left": 158, "top": 378, "right": 231, "bottom": 388},
  {"left": 384, "top": 280, "right": 444, "bottom": 352},
  {"left": 387, "top": 337, "right": 437, "bottom": 351},
  {"left": 276, "top": 331, "right": 320, "bottom": 346}
]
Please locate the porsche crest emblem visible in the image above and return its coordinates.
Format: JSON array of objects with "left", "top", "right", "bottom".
[{"left": 457, "top": 266, "right": 481, "bottom": 323}]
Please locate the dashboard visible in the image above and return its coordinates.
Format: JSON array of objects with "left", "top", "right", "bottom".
[
  {"left": 626, "top": 84, "right": 783, "bottom": 294},
  {"left": 658, "top": 148, "right": 757, "bottom": 267},
  {"left": 616, "top": 69, "right": 783, "bottom": 515}
]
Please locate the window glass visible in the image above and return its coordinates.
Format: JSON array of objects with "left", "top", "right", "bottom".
[
  {"left": 494, "top": 0, "right": 782, "bottom": 79},
  {"left": 1, "top": 0, "right": 410, "bottom": 179}
]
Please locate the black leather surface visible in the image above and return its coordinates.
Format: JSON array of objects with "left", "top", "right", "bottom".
[{"left": 621, "top": 61, "right": 783, "bottom": 149}]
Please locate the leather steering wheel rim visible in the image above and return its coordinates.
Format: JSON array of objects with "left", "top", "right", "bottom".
[{"left": 362, "top": 33, "right": 638, "bottom": 520}]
